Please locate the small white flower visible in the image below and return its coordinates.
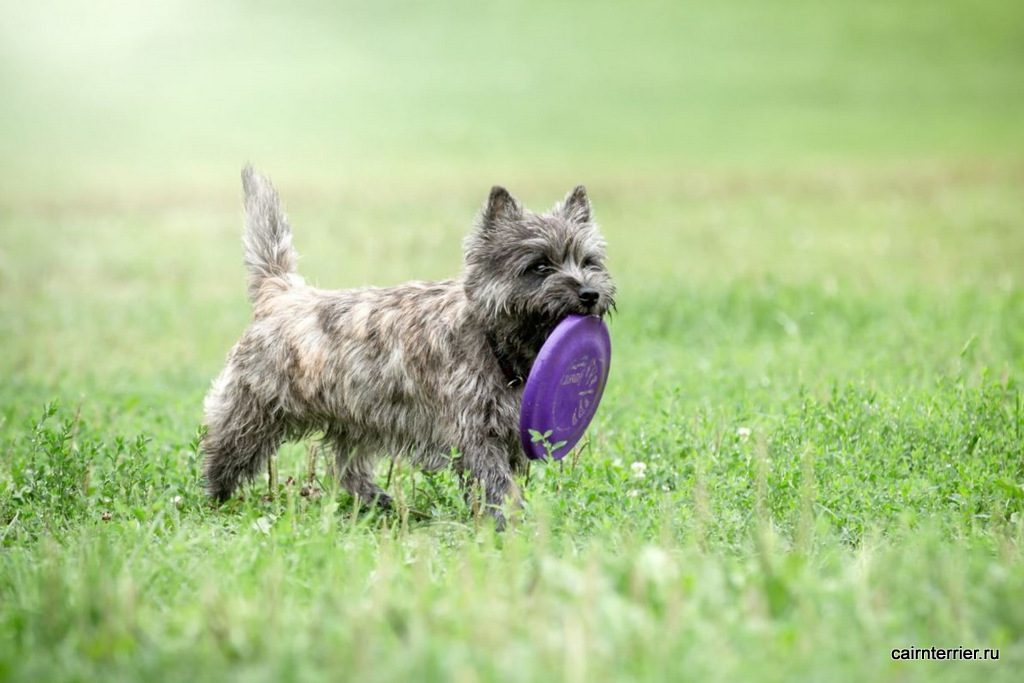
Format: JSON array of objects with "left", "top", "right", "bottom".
[
  {"left": 661, "top": 485, "right": 670, "bottom": 492},
  {"left": 172, "top": 495, "right": 183, "bottom": 507},
  {"left": 252, "top": 516, "right": 274, "bottom": 535},
  {"left": 635, "top": 546, "right": 678, "bottom": 585},
  {"left": 612, "top": 458, "right": 623, "bottom": 468},
  {"left": 627, "top": 489, "right": 640, "bottom": 498},
  {"left": 737, "top": 426, "right": 752, "bottom": 440},
  {"left": 631, "top": 461, "right": 647, "bottom": 478}
]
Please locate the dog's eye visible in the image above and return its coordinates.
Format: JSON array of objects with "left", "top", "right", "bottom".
[
  {"left": 528, "top": 261, "right": 552, "bottom": 276},
  {"left": 581, "top": 256, "right": 600, "bottom": 269}
]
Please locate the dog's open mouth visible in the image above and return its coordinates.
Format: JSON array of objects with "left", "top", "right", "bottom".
[{"left": 577, "top": 301, "right": 612, "bottom": 318}]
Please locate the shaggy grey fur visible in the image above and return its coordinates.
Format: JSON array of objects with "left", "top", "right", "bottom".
[{"left": 201, "top": 166, "right": 615, "bottom": 527}]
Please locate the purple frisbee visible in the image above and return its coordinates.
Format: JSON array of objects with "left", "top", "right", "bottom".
[{"left": 519, "top": 315, "right": 611, "bottom": 460}]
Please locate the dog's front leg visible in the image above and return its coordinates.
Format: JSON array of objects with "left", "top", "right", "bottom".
[{"left": 457, "top": 441, "right": 519, "bottom": 531}]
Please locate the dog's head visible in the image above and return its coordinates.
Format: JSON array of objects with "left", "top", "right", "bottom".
[{"left": 463, "top": 185, "right": 616, "bottom": 329}]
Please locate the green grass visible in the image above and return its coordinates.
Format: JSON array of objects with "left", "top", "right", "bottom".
[{"left": 2, "top": 1, "right": 1024, "bottom": 681}]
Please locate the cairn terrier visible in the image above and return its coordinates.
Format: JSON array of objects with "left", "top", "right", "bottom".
[{"left": 201, "top": 166, "right": 615, "bottom": 527}]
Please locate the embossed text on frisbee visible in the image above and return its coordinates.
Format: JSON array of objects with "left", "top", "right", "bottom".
[{"left": 558, "top": 355, "right": 601, "bottom": 428}]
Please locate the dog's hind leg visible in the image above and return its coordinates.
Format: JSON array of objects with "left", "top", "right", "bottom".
[
  {"left": 202, "top": 375, "right": 286, "bottom": 502},
  {"left": 327, "top": 431, "right": 392, "bottom": 509}
]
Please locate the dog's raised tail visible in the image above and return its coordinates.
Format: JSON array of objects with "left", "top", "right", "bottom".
[{"left": 241, "top": 165, "right": 298, "bottom": 306}]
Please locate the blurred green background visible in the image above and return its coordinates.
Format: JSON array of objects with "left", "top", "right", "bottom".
[{"left": 2, "top": 0, "right": 1023, "bottom": 190}]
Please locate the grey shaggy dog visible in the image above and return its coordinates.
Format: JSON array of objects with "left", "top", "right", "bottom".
[{"left": 201, "top": 166, "right": 615, "bottom": 527}]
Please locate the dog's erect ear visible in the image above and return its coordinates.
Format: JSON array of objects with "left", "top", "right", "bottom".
[
  {"left": 559, "top": 185, "right": 591, "bottom": 223},
  {"left": 483, "top": 186, "right": 521, "bottom": 226}
]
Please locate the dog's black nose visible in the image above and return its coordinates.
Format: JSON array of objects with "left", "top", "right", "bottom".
[{"left": 579, "top": 288, "right": 600, "bottom": 306}]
